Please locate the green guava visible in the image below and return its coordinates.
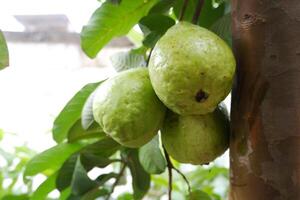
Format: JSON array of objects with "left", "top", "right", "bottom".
[
  {"left": 149, "top": 22, "right": 236, "bottom": 115},
  {"left": 161, "top": 104, "right": 230, "bottom": 165},
  {"left": 93, "top": 68, "right": 166, "bottom": 148}
]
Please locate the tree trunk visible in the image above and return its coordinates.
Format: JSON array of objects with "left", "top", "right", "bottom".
[{"left": 229, "top": 1, "right": 300, "bottom": 200}]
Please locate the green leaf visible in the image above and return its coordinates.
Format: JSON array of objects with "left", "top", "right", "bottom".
[
  {"left": 24, "top": 142, "right": 85, "bottom": 177},
  {"left": 81, "top": 188, "right": 109, "bottom": 200},
  {"left": 56, "top": 155, "right": 78, "bottom": 191},
  {"left": 149, "top": 0, "right": 175, "bottom": 14},
  {"left": 81, "top": 0, "right": 158, "bottom": 58},
  {"left": 81, "top": 153, "right": 116, "bottom": 170},
  {"left": 59, "top": 188, "right": 71, "bottom": 200},
  {"left": 174, "top": 0, "right": 225, "bottom": 28},
  {"left": 71, "top": 157, "right": 97, "bottom": 196},
  {"left": 81, "top": 137, "right": 121, "bottom": 158},
  {"left": 31, "top": 173, "right": 57, "bottom": 200},
  {"left": 210, "top": 13, "right": 232, "bottom": 47},
  {"left": 118, "top": 193, "right": 134, "bottom": 200},
  {"left": 139, "top": 135, "right": 166, "bottom": 174},
  {"left": 139, "top": 14, "right": 175, "bottom": 47},
  {"left": 2, "top": 195, "right": 29, "bottom": 200},
  {"left": 53, "top": 82, "right": 102, "bottom": 143},
  {"left": 0, "top": 30, "right": 9, "bottom": 70},
  {"left": 186, "top": 190, "right": 212, "bottom": 200},
  {"left": 95, "top": 172, "right": 119, "bottom": 185},
  {"left": 68, "top": 120, "right": 105, "bottom": 143},
  {"left": 110, "top": 50, "right": 146, "bottom": 72},
  {"left": 123, "top": 149, "right": 150, "bottom": 200}
]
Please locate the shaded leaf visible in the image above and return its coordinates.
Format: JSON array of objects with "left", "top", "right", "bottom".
[
  {"left": 81, "top": 153, "right": 116, "bottom": 170},
  {"left": 68, "top": 120, "right": 105, "bottom": 143},
  {"left": 59, "top": 188, "right": 71, "bottom": 200},
  {"left": 81, "top": 137, "right": 121, "bottom": 157},
  {"left": 56, "top": 154, "right": 78, "bottom": 191},
  {"left": 81, "top": 0, "right": 158, "bottom": 58},
  {"left": 173, "top": 0, "right": 225, "bottom": 28},
  {"left": 81, "top": 91, "right": 97, "bottom": 130},
  {"left": 24, "top": 142, "right": 85, "bottom": 177},
  {"left": 149, "top": 0, "right": 175, "bottom": 14},
  {"left": 53, "top": 82, "right": 102, "bottom": 143},
  {"left": 31, "top": 173, "right": 57, "bottom": 200},
  {"left": 0, "top": 30, "right": 9, "bottom": 69},
  {"left": 81, "top": 188, "right": 109, "bottom": 200},
  {"left": 71, "top": 157, "right": 97, "bottom": 196},
  {"left": 139, "top": 14, "right": 175, "bottom": 47},
  {"left": 210, "top": 13, "right": 232, "bottom": 47},
  {"left": 96, "top": 172, "right": 119, "bottom": 185},
  {"left": 110, "top": 50, "right": 146, "bottom": 72},
  {"left": 123, "top": 149, "right": 150, "bottom": 200},
  {"left": 139, "top": 135, "right": 166, "bottom": 174}
]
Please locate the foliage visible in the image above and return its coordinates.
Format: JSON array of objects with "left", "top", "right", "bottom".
[
  {"left": 10, "top": 0, "right": 233, "bottom": 199},
  {"left": 0, "top": 30, "right": 9, "bottom": 70}
]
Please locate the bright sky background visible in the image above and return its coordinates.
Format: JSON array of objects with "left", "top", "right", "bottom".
[{"left": 0, "top": 0, "right": 100, "bottom": 32}]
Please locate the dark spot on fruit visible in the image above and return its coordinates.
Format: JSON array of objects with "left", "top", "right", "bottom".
[
  {"left": 270, "top": 54, "right": 277, "bottom": 59},
  {"left": 195, "top": 90, "right": 209, "bottom": 102},
  {"left": 201, "top": 72, "right": 205, "bottom": 75}
]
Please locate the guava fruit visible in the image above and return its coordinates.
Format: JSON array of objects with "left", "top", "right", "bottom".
[
  {"left": 93, "top": 68, "right": 166, "bottom": 148},
  {"left": 161, "top": 104, "right": 230, "bottom": 165},
  {"left": 149, "top": 22, "right": 236, "bottom": 115}
]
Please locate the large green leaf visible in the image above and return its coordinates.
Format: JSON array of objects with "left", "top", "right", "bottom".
[
  {"left": 70, "top": 157, "right": 97, "bottom": 196},
  {"left": 0, "top": 30, "right": 9, "bottom": 70},
  {"left": 123, "top": 149, "right": 150, "bottom": 200},
  {"left": 139, "top": 135, "right": 166, "bottom": 174},
  {"left": 210, "top": 13, "right": 232, "bottom": 47},
  {"left": 81, "top": 91, "right": 97, "bottom": 130},
  {"left": 149, "top": 0, "right": 175, "bottom": 14},
  {"left": 53, "top": 82, "right": 102, "bottom": 143},
  {"left": 81, "top": 153, "right": 116, "bottom": 170},
  {"left": 2, "top": 195, "right": 29, "bottom": 200},
  {"left": 24, "top": 142, "right": 85, "bottom": 177},
  {"left": 56, "top": 154, "right": 78, "bottom": 191},
  {"left": 30, "top": 173, "right": 57, "bottom": 200},
  {"left": 186, "top": 190, "right": 212, "bottom": 200},
  {"left": 81, "top": 188, "right": 109, "bottom": 200},
  {"left": 68, "top": 120, "right": 105, "bottom": 143},
  {"left": 173, "top": 0, "right": 225, "bottom": 28},
  {"left": 81, "top": 0, "right": 158, "bottom": 58}
]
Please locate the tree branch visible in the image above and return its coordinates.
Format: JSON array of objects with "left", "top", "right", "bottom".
[
  {"left": 192, "top": 0, "right": 205, "bottom": 24},
  {"left": 105, "top": 164, "right": 127, "bottom": 200},
  {"left": 179, "top": 0, "right": 190, "bottom": 21}
]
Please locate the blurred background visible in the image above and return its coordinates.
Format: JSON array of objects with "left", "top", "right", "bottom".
[{"left": 0, "top": 0, "right": 230, "bottom": 199}]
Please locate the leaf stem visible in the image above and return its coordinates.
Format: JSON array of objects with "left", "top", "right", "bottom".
[
  {"left": 179, "top": 0, "right": 190, "bottom": 21},
  {"left": 163, "top": 147, "right": 192, "bottom": 196},
  {"left": 105, "top": 164, "right": 127, "bottom": 200},
  {"left": 192, "top": 0, "right": 205, "bottom": 24},
  {"left": 163, "top": 147, "right": 173, "bottom": 200}
]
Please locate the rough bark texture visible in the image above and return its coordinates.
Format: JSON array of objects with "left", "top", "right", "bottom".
[{"left": 230, "top": 1, "right": 300, "bottom": 200}]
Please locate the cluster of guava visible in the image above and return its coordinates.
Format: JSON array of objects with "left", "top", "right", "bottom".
[{"left": 93, "top": 22, "right": 236, "bottom": 165}]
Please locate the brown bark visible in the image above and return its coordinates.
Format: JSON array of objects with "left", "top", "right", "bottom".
[{"left": 230, "top": 1, "right": 300, "bottom": 200}]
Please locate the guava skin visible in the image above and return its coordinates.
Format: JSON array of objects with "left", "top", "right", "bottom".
[
  {"left": 149, "top": 22, "right": 236, "bottom": 115},
  {"left": 93, "top": 68, "right": 166, "bottom": 148},
  {"left": 161, "top": 104, "right": 230, "bottom": 165}
]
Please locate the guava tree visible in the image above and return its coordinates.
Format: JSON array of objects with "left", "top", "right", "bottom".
[
  {"left": 229, "top": 1, "right": 300, "bottom": 199},
  {"left": 19, "top": 0, "right": 233, "bottom": 200}
]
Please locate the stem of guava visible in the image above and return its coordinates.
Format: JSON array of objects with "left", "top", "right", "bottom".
[
  {"left": 163, "top": 147, "right": 173, "bottom": 200},
  {"left": 179, "top": 0, "right": 190, "bottom": 21},
  {"left": 105, "top": 164, "right": 127, "bottom": 200},
  {"left": 192, "top": 0, "right": 205, "bottom": 24}
]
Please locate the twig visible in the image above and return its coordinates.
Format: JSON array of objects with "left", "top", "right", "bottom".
[
  {"left": 179, "top": 0, "right": 190, "bottom": 21},
  {"left": 163, "top": 147, "right": 192, "bottom": 195},
  {"left": 172, "top": 167, "right": 192, "bottom": 194},
  {"left": 105, "top": 164, "right": 127, "bottom": 200},
  {"left": 163, "top": 147, "right": 173, "bottom": 200},
  {"left": 192, "top": 0, "right": 205, "bottom": 24}
]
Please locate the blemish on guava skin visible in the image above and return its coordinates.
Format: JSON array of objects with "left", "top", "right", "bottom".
[{"left": 195, "top": 90, "right": 209, "bottom": 102}]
